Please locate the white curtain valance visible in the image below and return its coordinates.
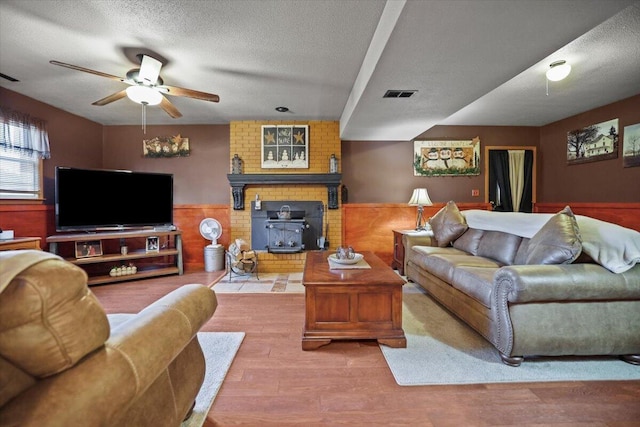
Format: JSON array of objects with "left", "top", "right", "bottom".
[{"left": 0, "top": 106, "right": 51, "bottom": 159}]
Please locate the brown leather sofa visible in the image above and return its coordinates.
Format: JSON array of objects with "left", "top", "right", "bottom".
[
  {"left": 404, "top": 204, "right": 640, "bottom": 366},
  {"left": 0, "top": 250, "right": 217, "bottom": 426}
]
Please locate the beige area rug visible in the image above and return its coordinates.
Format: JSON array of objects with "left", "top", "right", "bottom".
[
  {"left": 381, "top": 283, "right": 640, "bottom": 385},
  {"left": 181, "top": 332, "right": 245, "bottom": 427},
  {"left": 213, "top": 272, "right": 305, "bottom": 293}
]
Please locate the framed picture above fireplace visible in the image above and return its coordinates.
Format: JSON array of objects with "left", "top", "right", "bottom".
[{"left": 261, "top": 125, "right": 309, "bottom": 169}]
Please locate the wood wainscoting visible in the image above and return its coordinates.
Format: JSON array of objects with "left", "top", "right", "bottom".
[
  {"left": 172, "top": 204, "right": 230, "bottom": 270},
  {"left": 0, "top": 204, "right": 54, "bottom": 243},
  {"left": 0, "top": 204, "right": 230, "bottom": 272},
  {"left": 535, "top": 202, "right": 640, "bottom": 231},
  {"left": 5, "top": 202, "right": 637, "bottom": 273},
  {"left": 342, "top": 202, "right": 491, "bottom": 266}
]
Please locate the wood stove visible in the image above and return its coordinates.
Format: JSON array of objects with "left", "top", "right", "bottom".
[
  {"left": 251, "top": 201, "right": 324, "bottom": 252},
  {"left": 265, "top": 214, "right": 307, "bottom": 253}
]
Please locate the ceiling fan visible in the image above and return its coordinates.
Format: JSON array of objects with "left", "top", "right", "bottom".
[{"left": 49, "top": 55, "right": 220, "bottom": 120}]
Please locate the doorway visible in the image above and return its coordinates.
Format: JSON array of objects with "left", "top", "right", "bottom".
[{"left": 484, "top": 146, "right": 536, "bottom": 212}]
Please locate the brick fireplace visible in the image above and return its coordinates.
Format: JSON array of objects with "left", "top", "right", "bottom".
[{"left": 228, "top": 121, "right": 342, "bottom": 273}]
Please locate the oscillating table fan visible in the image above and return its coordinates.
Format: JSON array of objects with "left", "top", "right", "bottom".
[{"left": 199, "top": 218, "right": 223, "bottom": 271}]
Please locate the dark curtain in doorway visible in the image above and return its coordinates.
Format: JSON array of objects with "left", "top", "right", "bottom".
[
  {"left": 489, "top": 150, "right": 513, "bottom": 212},
  {"left": 488, "top": 150, "right": 534, "bottom": 212},
  {"left": 519, "top": 150, "right": 534, "bottom": 213}
]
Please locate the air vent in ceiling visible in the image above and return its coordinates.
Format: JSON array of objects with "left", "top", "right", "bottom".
[
  {"left": 0, "top": 72, "right": 19, "bottom": 82},
  {"left": 383, "top": 90, "right": 417, "bottom": 98}
]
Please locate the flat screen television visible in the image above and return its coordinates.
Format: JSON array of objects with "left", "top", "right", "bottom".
[{"left": 55, "top": 167, "right": 174, "bottom": 232}]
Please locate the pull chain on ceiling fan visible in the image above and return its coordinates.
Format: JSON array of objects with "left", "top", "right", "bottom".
[{"left": 50, "top": 55, "right": 220, "bottom": 133}]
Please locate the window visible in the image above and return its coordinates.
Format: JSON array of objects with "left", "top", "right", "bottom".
[{"left": 0, "top": 107, "right": 50, "bottom": 201}]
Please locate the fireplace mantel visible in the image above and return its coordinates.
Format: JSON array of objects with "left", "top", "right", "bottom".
[{"left": 227, "top": 173, "right": 342, "bottom": 210}]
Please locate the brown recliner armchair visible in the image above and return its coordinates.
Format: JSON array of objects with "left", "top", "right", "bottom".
[{"left": 0, "top": 250, "right": 217, "bottom": 426}]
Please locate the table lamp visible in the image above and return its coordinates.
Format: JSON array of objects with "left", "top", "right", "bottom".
[{"left": 408, "top": 188, "right": 433, "bottom": 231}]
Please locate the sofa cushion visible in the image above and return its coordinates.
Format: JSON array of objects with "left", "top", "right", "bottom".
[
  {"left": 415, "top": 253, "right": 501, "bottom": 283},
  {"left": 410, "top": 245, "right": 469, "bottom": 258},
  {"left": 408, "top": 246, "right": 468, "bottom": 275},
  {"left": 513, "top": 238, "right": 531, "bottom": 265},
  {"left": 526, "top": 206, "right": 582, "bottom": 265},
  {"left": 453, "top": 228, "right": 484, "bottom": 255},
  {"left": 451, "top": 266, "right": 498, "bottom": 308},
  {"left": 476, "top": 230, "right": 524, "bottom": 266},
  {"left": 429, "top": 201, "right": 468, "bottom": 247}
]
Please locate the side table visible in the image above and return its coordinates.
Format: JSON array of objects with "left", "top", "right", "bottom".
[
  {"left": 392, "top": 230, "right": 433, "bottom": 275},
  {"left": 0, "top": 237, "right": 41, "bottom": 251}
]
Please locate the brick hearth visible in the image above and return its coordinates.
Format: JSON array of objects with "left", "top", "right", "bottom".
[{"left": 228, "top": 121, "right": 342, "bottom": 273}]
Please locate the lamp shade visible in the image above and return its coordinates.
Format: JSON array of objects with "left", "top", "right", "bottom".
[
  {"left": 126, "top": 85, "right": 163, "bottom": 105},
  {"left": 408, "top": 188, "right": 433, "bottom": 206},
  {"left": 546, "top": 60, "right": 571, "bottom": 82}
]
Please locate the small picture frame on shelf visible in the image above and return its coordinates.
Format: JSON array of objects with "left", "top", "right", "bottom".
[
  {"left": 146, "top": 236, "right": 160, "bottom": 253},
  {"left": 75, "top": 240, "right": 103, "bottom": 258}
]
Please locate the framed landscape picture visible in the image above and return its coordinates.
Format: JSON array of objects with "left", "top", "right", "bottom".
[
  {"left": 261, "top": 125, "right": 308, "bottom": 169},
  {"left": 567, "top": 119, "right": 618, "bottom": 165},
  {"left": 413, "top": 137, "right": 480, "bottom": 176},
  {"left": 622, "top": 122, "right": 640, "bottom": 168}
]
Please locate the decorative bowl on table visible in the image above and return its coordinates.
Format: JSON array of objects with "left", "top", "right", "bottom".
[{"left": 328, "top": 253, "right": 364, "bottom": 265}]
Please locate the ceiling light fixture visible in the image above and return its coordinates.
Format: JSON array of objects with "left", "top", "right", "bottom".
[
  {"left": 275, "top": 106, "right": 289, "bottom": 113},
  {"left": 126, "top": 85, "right": 163, "bottom": 105},
  {"left": 126, "top": 86, "right": 163, "bottom": 134},
  {"left": 546, "top": 60, "right": 571, "bottom": 82}
]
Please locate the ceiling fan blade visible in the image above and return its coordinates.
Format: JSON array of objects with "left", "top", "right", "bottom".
[
  {"left": 50, "top": 60, "right": 125, "bottom": 82},
  {"left": 160, "top": 84, "right": 220, "bottom": 103},
  {"left": 92, "top": 90, "right": 128, "bottom": 106},
  {"left": 139, "top": 55, "right": 162, "bottom": 85},
  {"left": 160, "top": 96, "right": 182, "bottom": 118}
]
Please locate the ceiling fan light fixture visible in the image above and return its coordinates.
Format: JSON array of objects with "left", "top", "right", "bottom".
[
  {"left": 546, "top": 60, "right": 571, "bottom": 82},
  {"left": 126, "top": 85, "right": 163, "bottom": 105}
]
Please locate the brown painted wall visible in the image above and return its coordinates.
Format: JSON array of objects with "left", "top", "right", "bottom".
[
  {"left": 0, "top": 87, "right": 103, "bottom": 203},
  {"left": 102, "top": 125, "right": 230, "bottom": 204},
  {"left": 4, "top": 87, "right": 638, "bottom": 209},
  {"left": 538, "top": 94, "right": 640, "bottom": 202},
  {"left": 342, "top": 125, "right": 539, "bottom": 204}
]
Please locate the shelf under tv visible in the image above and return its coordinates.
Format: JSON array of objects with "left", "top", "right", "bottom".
[
  {"left": 46, "top": 230, "right": 183, "bottom": 285},
  {"left": 87, "top": 266, "right": 181, "bottom": 286}
]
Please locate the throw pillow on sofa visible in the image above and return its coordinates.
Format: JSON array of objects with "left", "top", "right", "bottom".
[
  {"left": 525, "top": 205, "right": 582, "bottom": 265},
  {"left": 429, "top": 201, "right": 468, "bottom": 247}
]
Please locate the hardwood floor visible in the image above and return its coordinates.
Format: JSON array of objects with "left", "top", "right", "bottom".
[{"left": 92, "top": 272, "right": 640, "bottom": 427}]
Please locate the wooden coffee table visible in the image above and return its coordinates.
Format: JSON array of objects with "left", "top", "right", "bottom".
[{"left": 302, "top": 250, "right": 406, "bottom": 350}]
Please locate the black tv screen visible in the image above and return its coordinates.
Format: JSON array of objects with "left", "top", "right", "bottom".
[{"left": 55, "top": 167, "right": 174, "bottom": 232}]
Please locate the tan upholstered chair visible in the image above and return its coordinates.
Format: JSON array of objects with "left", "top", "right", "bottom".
[{"left": 0, "top": 250, "right": 217, "bottom": 426}]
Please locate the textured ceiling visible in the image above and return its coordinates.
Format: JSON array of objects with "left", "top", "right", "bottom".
[{"left": 1, "top": 0, "right": 639, "bottom": 141}]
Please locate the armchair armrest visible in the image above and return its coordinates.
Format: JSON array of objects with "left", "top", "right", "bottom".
[
  {"left": 0, "top": 284, "right": 217, "bottom": 426},
  {"left": 106, "top": 284, "right": 217, "bottom": 386}
]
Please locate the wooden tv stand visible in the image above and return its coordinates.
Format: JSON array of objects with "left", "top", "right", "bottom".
[{"left": 47, "top": 230, "right": 183, "bottom": 285}]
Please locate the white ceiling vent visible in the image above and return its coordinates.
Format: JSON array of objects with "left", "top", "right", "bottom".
[{"left": 383, "top": 90, "right": 417, "bottom": 98}]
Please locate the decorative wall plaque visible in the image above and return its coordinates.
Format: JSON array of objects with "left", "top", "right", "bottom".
[
  {"left": 413, "top": 137, "right": 480, "bottom": 176},
  {"left": 143, "top": 134, "right": 190, "bottom": 158},
  {"left": 261, "top": 125, "right": 308, "bottom": 169}
]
